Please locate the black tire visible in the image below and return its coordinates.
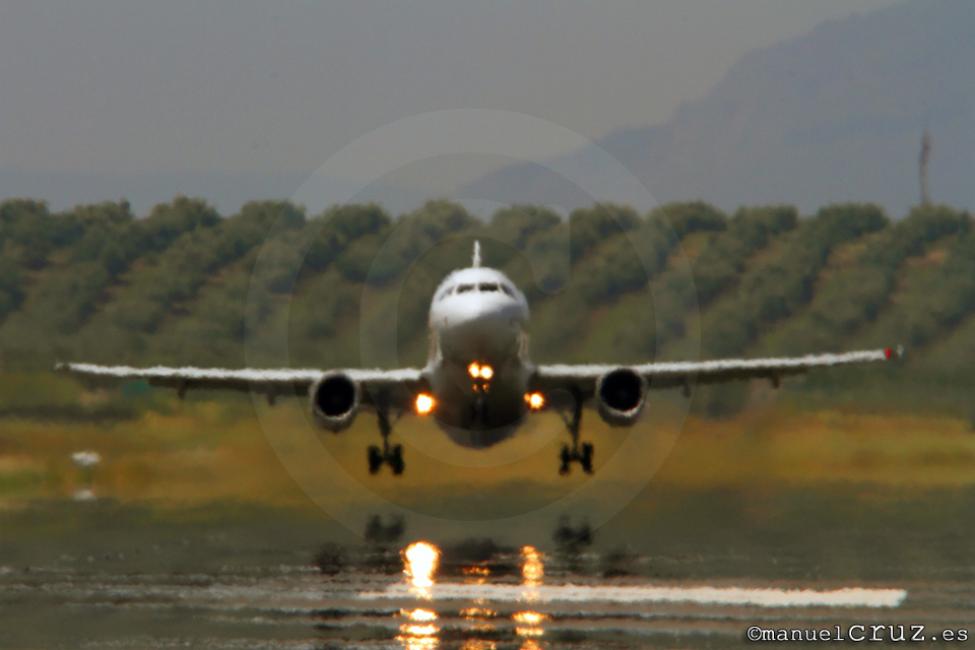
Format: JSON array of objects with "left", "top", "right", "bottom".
[
  {"left": 581, "top": 443, "right": 594, "bottom": 474},
  {"left": 367, "top": 446, "right": 383, "bottom": 474},
  {"left": 391, "top": 444, "right": 405, "bottom": 476},
  {"left": 559, "top": 445, "right": 571, "bottom": 476}
]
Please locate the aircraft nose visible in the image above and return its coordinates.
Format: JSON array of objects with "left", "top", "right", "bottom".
[
  {"left": 437, "top": 293, "right": 525, "bottom": 359},
  {"left": 454, "top": 295, "right": 520, "bottom": 327}
]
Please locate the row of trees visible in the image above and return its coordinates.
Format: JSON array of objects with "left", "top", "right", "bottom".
[
  {"left": 759, "top": 206, "right": 972, "bottom": 354},
  {"left": 698, "top": 204, "right": 888, "bottom": 357},
  {"left": 2, "top": 196, "right": 974, "bottom": 418}
]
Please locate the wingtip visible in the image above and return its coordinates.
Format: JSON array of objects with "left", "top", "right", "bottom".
[{"left": 883, "top": 345, "right": 905, "bottom": 360}]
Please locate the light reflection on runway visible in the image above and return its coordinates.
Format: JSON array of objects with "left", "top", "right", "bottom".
[
  {"left": 398, "top": 607, "right": 440, "bottom": 650},
  {"left": 1, "top": 536, "right": 939, "bottom": 649},
  {"left": 398, "top": 541, "right": 443, "bottom": 648},
  {"left": 398, "top": 540, "right": 550, "bottom": 648},
  {"left": 515, "top": 545, "right": 547, "bottom": 642},
  {"left": 384, "top": 537, "right": 910, "bottom": 648},
  {"left": 403, "top": 541, "right": 441, "bottom": 594}
]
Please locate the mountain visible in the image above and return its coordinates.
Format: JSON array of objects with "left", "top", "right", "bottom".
[{"left": 466, "top": 0, "right": 975, "bottom": 216}]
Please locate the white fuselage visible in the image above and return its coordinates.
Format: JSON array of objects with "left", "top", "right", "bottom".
[{"left": 425, "top": 266, "right": 533, "bottom": 448}]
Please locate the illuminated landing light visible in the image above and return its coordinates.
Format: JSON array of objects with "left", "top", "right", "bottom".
[
  {"left": 468, "top": 362, "right": 494, "bottom": 380},
  {"left": 415, "top": 393, "right": 436, "bottom": 415},
  {"left": 524, "top": 392, "right": 545, "bottom": 411}
]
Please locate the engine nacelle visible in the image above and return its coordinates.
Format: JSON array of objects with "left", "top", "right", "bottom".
[
  {"left": 596, "top": 368, "right": 646, "bottom": 426},
  {"left": 309, "top": 372, "right": 359, "bottom": 432}
]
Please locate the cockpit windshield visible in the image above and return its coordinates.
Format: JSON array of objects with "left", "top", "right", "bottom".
[{"left": 437, "top": 280, "right": 517, "bottom": 300}]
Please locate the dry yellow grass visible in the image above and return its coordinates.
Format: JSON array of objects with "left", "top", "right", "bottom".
[
  {"left": 1, "top": 400, "right": 973, "bottom": 511},
  {"left": 654, "top": 409, "right": 975, "bottom": 487}
]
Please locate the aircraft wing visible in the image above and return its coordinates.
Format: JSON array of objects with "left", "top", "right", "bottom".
[
  {"left": 532, "top": 347, "right": 901, "bottom": 396},
  {"left": 55, "top": 362, "right": 425, "bottom": 405}
]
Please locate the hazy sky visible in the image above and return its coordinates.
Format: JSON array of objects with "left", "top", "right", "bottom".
[{"left": 0, "top": 0, "right": 901, "bottom": 210}]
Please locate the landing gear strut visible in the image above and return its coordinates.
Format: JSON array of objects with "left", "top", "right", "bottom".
[
  {"left": 558, "top": 388, "right": 594, "bottom": 475},
  {"left": 367, "top": 406, "right": 405, "bottom": 475}
]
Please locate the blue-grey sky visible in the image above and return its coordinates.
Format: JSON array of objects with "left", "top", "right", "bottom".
[{"left": 0, "top": 0, "right": 901, "bottom": 212}]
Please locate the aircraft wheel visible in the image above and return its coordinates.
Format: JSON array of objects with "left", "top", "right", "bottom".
[
  {"left": 367, "top": 446, "right": 383, "bottom": 474},
  {"left": 581, "top": 443, "right": 594, "bottom": 474},
  {"left": 559, "top": 445, "right": 571, "bottom": 476},
  {"left": 390, "top": 444, "right": 405, "bottom": 476}
]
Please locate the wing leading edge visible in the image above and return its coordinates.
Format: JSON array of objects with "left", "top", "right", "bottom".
[
  {"left": 532, "top": 347, "right": 902, "bottom": 394},
  {"left": 55, "top": 362, "right": 424, "bottom": 404}
]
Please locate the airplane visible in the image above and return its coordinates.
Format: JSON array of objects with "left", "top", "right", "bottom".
[{"left": 58, "top": 241, "right": 902, "bottom": 476}]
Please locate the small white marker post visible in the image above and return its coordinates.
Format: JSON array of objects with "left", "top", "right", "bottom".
[{"left": 71, "top": 450, "right": 101, "bottom": 501}]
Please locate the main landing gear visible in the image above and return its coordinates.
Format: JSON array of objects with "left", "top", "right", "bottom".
[
  {"left": 558, "top": 388, "right": 594, "bottom": 475},
  {"left": 367, "top": 407, "right": 405, "bottom": 476}
]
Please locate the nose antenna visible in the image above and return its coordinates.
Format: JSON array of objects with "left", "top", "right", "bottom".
[{"left": 472, "top": 240, "right": 482, "bottom": 268}]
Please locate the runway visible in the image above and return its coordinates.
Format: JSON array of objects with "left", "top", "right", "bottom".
[
  {"left": 362, "top": 581, "right": 906, "bottom": 608},
  {"left": 2, "top": 541, "right": 967, "bottom": 649}
]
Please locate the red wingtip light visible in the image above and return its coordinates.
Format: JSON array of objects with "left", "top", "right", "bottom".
[{"left": 884, "top": 347, "right": 893, "bottom": 360}]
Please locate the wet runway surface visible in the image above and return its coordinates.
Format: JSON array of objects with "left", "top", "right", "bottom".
[{"left": 2, "top": 542, "right": 971, "bottom": 649}]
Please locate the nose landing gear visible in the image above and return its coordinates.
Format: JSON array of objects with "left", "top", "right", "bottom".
[{"left": 557, "top": 388, "right": 595, "bottom": 475}]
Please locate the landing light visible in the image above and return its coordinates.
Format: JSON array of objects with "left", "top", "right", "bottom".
[
  {"left": 525, "top": 392, "right": 545, "bottom": 411},
  {"left": 468, "top": 362, "right": 494, "bottom": 380},
  {"left": 415, "top": 393, "right": 436, "bottom": 415}
]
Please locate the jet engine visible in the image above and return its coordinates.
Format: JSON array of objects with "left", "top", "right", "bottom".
[
  {"left": 595, "top": 368, "right": 646, "bottom": 426},
  {"left": 309, "top": 372, "right": 359, "bottom": 431}
]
